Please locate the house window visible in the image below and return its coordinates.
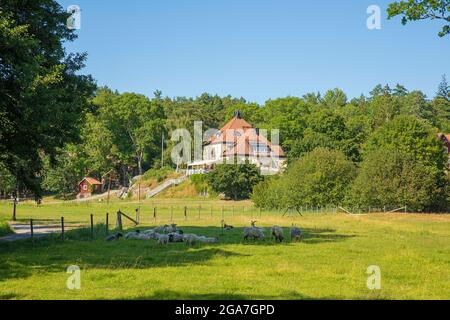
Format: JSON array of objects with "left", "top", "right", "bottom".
[
  {"left": 83, "top": 184, "right": 88, "bottom": 191},
  {"left": 250, "top": 142, "right": 270, "bottom": 154}
]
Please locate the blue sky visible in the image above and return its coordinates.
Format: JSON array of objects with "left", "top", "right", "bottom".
[{"left": 58, "top": 0, "right": 450, "bottom": 104}]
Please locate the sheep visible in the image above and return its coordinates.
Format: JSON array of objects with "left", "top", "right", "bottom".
[
  {"left": 154, "top": 224, "right": 178, "bottom": 234},
  {"left": 105, "top": 233, "right": 123, "bottom": 242},
  {"left": 197, "top": 236, "right": 218, "bottom": 244},
  {"left": 125, "top": 230, "right": 141, "bottom": 239},
  {"left": 290, "top": 225, "right": 303, "bottom": 242},
  {"left": 154, "top": 225, "right": 169, "bottom": 233},
  {"left": 271, "top": 226, "right": 284, "bottom": 243},
  {"left": 168, "top": 232, "right": 184, "bottom": 243},
  {"left": 154, "top": 233, "right": 169, "bottom": 245},
  {"left": 243, "top": 227, "right": 265, "bottom": 241},
  {"left": 183, "top": 234, "right": 198, "bottom": 246},
  {"left": 224, "top": 224, "right": 234, "bottom": 231}
]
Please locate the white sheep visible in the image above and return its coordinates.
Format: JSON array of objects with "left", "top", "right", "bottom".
[
  {"left": 243, "top": 227, "right": 265, "bottom": 241},
  {"left": 271, "top": 226, "right": 284, "bottom": 243},
  {"left": 155, "top": 233, "right": 169, "bottom": 245},
  {"left": 183, "top": 234, "right": 199, "bottom": 246}
]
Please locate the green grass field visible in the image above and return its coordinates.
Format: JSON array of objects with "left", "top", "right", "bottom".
[{"left": 0, "top": 199, "right": 449, "bottom": 300}]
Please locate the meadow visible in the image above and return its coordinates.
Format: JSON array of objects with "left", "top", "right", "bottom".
[{"left": 0, "top": 199, "right": 449, "bottom": 300}]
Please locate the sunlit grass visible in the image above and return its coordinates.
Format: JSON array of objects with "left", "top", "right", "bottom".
[{"left": 0, "top": 199, "right": 449, "bottom": 300}]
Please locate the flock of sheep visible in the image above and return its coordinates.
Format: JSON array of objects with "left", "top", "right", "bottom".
[
  {"left": 105, "top": 221, "right": 303, "bottom": 245},
  {"left": 105, "top": 223, "right": 218, "bottom": 246},
  {"left": 243, "top": 221, "right": 303, "bottom": 243}
]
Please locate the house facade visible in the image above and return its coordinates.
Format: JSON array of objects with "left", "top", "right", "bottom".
[{"left": 187, "top": 112, "right": 286, "bottom": 175}]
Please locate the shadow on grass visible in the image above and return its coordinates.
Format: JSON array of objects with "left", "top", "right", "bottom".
[
  {"left": 126, "top": 289, "right": 339, "bottom": 300},
  {"left": 0, "top": 225, "right": 356, "bottom": 283}
]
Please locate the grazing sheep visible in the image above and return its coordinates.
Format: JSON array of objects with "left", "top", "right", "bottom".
[
  {"left": 183, "top": 234, "right": 198, "bottom": 246},
  {"left": 290, "top": 225, "right": 303, "bottom": 242},
  {"left": 243, "top": 227, "right": 265, "bottom": 241},
  {"left": 105, "top": 233, "right": 123, "bottom": 242},
  {"left": 271, "top": 226, "right": 284, "bottom": 243},
  {"left": 154, "top": 225, "right": 168, "bottom": 233}
]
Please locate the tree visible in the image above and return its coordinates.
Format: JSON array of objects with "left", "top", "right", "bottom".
[
  {"left": 263, "top": 148, "right": 357, "bottom": 209},
  {"left": 351, "top": 148, "right": 448, "bottom": 211},
  {"left": 207, "top": 163, "right": 263, "bottom": 200},
  {"left": 289, "top": 109, "right": 367, "bottom": 163},
  {"left": 42, "top": 145, "right": 87, "bottom": 199},
  {"left": 388, "top": 0, "right": 450, "bottom": 37},
  {"left": 363, "top": 115, "right": 447, "bottom": 170},
  {"left": 437, "top": 74, "right": 450, "bottom": 99},
  {"left": 100, "top": 93, "right": 166, "bottom": 177},
  {"left": 0, "top": 1, "right": 96, "bottom": 197}
]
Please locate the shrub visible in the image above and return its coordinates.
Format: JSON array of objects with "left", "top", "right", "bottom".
[
  {"left": 207, "top": 163, "right": 263, "bottom": 200},
  {"left": 351, "top": 147, "right": 449, "bottom": 211},
  {"left": 253, "top": 148, "right": 357, "bottom": 209}
]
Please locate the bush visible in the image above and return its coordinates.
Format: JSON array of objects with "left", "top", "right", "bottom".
[
  {"left": 142, "top": 166, "right": 173, "bottom": 183},
  {"left": 355, "top": 115, "right": 450, "bottom": 211},
  {"left": 252, "top": 148, "right": 357, "bottom": 209},
  {"left": 351, "top": 148, "right": 449, "bottom": 211},
  {"left": 207, "top": 163, "right": 263, "bottom": 200},
  {"left": 252, "top": 176, "right": 284, "bottom": 209}
]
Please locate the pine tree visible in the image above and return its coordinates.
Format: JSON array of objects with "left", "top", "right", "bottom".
[{"left": 437, "top": 75, "right": 450, "bottom": 100}]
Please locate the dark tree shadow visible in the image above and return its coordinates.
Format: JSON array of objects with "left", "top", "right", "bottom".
[
  {"left": 124, "top": 289, "right": 341, "bottom": 300},
  {"left": 0, "top": 225, "right": 356, "bottom": 283}
]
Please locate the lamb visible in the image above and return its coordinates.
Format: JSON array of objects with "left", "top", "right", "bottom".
[
  {"left": 243, "top": 227, "right": 265, "bottom": 241},
  {"left": 271, "top": 226, "right": 284, "bottom": 243},
  {"left": 105, "top": 233, "right": 123, "bottom": 242},
  {"left": 290, "top": 225, "right": 303, "bottom": 242},
  {"left": 154, "top": 233, "right": 169, "bottom": 245}
]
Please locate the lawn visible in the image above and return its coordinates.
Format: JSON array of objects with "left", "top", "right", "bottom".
[{"left": 0, "top": 199, "right": 449, "bottom": 300}]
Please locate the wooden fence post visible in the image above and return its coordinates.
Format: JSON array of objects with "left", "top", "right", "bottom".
[
  {"left": 106, "top": 212, "right": 109, "bottom": 234},
  {"left": 12, "top": 198, "right": 17, "bottom": 222},
  {"left": 61, "top": 217, "right": 65, "bottom": 241},
  {"left": 116, "top": 211, "right": 123, "bottom": 231},
  {"left": 30, "top": 219, "right": 34, "bottom": 242},
  {"left": 153, "top": 207, "right": 157, "bottom": 224},
  {"left": 90, "top": 214, "right": 94, "bottom": 240},
  {"left": 184, "top": 206, "right": 187, "bottom": 221}
]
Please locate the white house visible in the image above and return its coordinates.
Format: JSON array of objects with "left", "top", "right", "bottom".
[{"left": 187, "top": 111, "right": 286, "bottom": 175}]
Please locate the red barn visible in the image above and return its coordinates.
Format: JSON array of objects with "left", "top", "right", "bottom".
[{"left": 78, "top": 177, "right": 103, "bottom": 199}]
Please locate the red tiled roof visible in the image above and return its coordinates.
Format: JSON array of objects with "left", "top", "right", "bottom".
[
  {"left": 209, "top": 112, "right": 286, "bottom": 158},
  {"left": 81, "top": 177, "right": 102, "bottom": 185}
]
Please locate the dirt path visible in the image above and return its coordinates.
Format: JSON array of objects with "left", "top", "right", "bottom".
[{"left": 0, "top": 222, "right": 83, "bottom": 242}]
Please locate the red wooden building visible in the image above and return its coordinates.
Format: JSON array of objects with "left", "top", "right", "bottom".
[{"left": 77, "top": 177, "right": 103, "bottom": 199}]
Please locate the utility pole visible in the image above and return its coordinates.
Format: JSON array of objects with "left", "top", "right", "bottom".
[{"left": 161, "top": 133, "right": 165, "bottom": 167}]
